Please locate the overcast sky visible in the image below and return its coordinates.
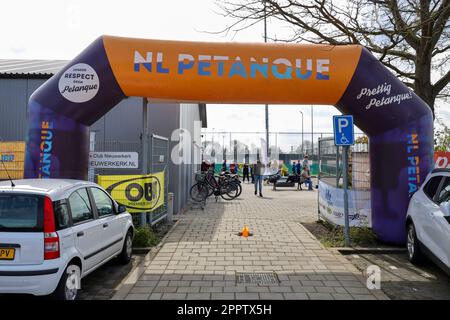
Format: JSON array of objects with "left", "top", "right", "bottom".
[{"left": 2, "top": 0, "right": 448, "bottom": 135}]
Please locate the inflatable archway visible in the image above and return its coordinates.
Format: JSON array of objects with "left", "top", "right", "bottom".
[{"left": 24, "top": 36, "right": 433, "bottom": 244}]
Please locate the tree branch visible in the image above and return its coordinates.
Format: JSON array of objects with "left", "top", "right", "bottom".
[
  {"left": 385, "top": 0, "right": 421, "bottom": 49},
  {"left": 433, "top": 70, "right": 450, "bottom": 95}
]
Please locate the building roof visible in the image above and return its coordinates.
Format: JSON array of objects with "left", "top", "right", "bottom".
[
  {"left": 0, "top": 59, "right": 208, "bottom": 126},
  {"left": 0, "top": 59, "right": 68, "bottom": 79}
]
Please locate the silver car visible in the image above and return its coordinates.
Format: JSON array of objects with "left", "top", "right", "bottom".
[
  {"left": 0, "top": 179, "right": 134, "bottom": 300},
  {"left": 406, "top": 168, "right": 450, "bottom": 274}
]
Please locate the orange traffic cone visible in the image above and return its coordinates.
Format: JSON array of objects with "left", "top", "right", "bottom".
[{"left": 240, "top": 225, "right": 250, "bottom": 237}]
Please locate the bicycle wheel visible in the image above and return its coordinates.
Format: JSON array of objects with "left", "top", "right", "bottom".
[
  {"left": 234, "top": 182, "right": 242, "bottom": 197},
  {"left": 190, "top": 183, "right": 208, "bottom": 202},
  {"left": 221, "top": 182, "right": 239, "bottom": 200},
  {"left": 226, "top": 181, "right": 242, "bottom": 198}
]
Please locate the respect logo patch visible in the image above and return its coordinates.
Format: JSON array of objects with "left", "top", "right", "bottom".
[{"left": 58, "top": 63, "right": 99, "bottom": 103}]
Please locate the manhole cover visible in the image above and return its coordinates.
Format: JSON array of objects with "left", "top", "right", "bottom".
[{"left": 236, "top": 272, "right": 280, "bottom": 285}]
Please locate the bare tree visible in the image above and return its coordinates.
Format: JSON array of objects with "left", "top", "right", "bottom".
[{"left": 216, "top": 0, "right": 450, "bottom": 117}]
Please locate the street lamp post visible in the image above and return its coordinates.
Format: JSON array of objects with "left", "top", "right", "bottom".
[
  {"left": 222, "top": 134, "right": 226, "bottom": 162},
  {"left": 263, "top": 0, "right": 269, "bottom": 160},
  {"left": 311, "top": 105, "right": 314, "bottom": 156},
  {"left": 299, "top": 110, "right": 304, "bottom": 156}
]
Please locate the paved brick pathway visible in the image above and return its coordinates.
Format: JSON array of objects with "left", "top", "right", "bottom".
[{"left": 115, "top": 182, "right": 387, "bottom": 300}]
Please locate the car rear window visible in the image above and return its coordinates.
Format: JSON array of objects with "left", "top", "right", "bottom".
[{"left": 0, "top": 194, "right": 43, "bottom": 232}]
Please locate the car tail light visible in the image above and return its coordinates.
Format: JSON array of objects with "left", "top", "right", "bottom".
[{"left": 43, "top": 196, "right": 60, "bottom": 260}]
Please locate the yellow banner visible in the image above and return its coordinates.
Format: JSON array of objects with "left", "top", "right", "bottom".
[
  {"left": 0, "top": 141, "right": 25, "bottom": 180},
  {"left": 98, "top": 172, "right": 165, "bottom": 213}
]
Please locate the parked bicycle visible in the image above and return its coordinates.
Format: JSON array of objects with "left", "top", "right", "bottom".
[{"left": 190, "top": 169, "right": 241, "bottom": 202}]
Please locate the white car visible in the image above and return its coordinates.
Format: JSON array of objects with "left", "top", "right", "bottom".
[
  {"left": 406, "top": 168, "right": 450, "bottom": 274},
  {"left": 0, "top": 179, "right": 134, "bottom": 300}
]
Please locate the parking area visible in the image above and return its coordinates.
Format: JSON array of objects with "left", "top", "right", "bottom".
[
  {"left": 0, "top": 254, "right": 145, "bottom": 300},
  {"left": 344, "top": 252, "right": 450, "bottom": 300},
  {"left": 77, "top": 254, "right": 145, "bottom": 300}
]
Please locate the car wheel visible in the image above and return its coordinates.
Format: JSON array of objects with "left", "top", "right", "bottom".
[
  {"left": 118, "top": 230, "right": 133, "bottom": 265},
  {"left": 407, "top": 222, "right": 424, "bottom": 264},
  {"left": 53, "top": 264, "right": 81, "bottom": 300}
]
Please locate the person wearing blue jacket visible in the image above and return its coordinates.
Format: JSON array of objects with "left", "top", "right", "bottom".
[{"left": 296, "top": 162, "right": 302, "bottom": 175}]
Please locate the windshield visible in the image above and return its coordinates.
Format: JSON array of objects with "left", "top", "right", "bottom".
[{"left": 0, "top": 194, "right": 43, "bottom": 232}]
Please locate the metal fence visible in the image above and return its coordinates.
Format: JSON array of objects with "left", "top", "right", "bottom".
[
  {"left": 91, "top": 136, "right": 170, "bottom": 227},
  {"left": 201, "top": 131, "right": 366, "bottom": 164},
  {"left": 317, "top": 137, "right": 341, "bottom": 187},
  {"left": 147, "top": 134, "right": 169, "bottom": 226},
  {"left": 318, "top": 137, "right": 370, "bottom": 189},
  {"left": 317, "top": 136, "right": 371, "bottom": 227},
  {"left": 201, "top": 131, "right": 334, "bottom": 159}
]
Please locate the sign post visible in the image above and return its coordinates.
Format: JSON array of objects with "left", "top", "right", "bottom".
[
  {"left": 141, "top": 97, "right": 149, "bottom": 226},
  {"left": 333, "top": 115, "right": 355, "bottom": 247}
]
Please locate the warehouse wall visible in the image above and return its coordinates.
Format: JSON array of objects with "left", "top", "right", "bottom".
[
  {"left": 0, "top": 79, "right": 46, "bottom": 140},
  {"left": 177, "top": 103, "right": 202, "bottom": 213}
]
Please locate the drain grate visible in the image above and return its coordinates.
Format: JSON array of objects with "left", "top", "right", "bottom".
[{"left": 236, "top": 272, "right": 280, "bottom": 285}]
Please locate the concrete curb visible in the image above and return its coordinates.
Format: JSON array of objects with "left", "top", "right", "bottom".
[
  {"left": 299, "top": 222, "right": 405, "bottom": 254},
  {"left": 132, "top": 247, "right": 152, "bottom": 255},
  {"left": 333, "top": 247, "right": 407, "bottom": 255},
  {"left": 111, "top": 219, "right": 181, "bottom": 300}
]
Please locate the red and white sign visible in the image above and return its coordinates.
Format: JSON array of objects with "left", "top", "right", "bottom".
[{"left": 435, "top": 152, "right": 450, "bottom": 169}]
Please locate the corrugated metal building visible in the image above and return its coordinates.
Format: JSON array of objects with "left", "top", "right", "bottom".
[{"left": 0, "top": 59, "right": 207, "bottom": 215}]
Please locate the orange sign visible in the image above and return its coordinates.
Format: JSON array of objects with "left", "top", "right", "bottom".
[{"left": 103, "top": 36, "right": 362, "bottom": 105}]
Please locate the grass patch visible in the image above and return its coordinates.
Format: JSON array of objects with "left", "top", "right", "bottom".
[
  {"left": 132, "top": 225, "right": 160, "bottom": 248},
  {"left": 304, "top": 220, "right": 378, "bottom": 247}
]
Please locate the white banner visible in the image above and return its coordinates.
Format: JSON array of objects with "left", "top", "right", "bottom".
[
  {"left": 89, "top": 152, "right": 138, "bottom": 169},
  {"left": 318, "top": 180, "right": 372, "bottom": 227}
]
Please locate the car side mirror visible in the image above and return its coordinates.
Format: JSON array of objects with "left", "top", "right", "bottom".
[{"left": 117, "top": 204, "right": 127, "bottom": 214}]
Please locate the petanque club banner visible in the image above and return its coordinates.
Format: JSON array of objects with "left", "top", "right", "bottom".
[
  {"left": 318, "top": 181, "right": 372, "bottom": 228},
  {"left": 98, "top": 172, "right": 164, "bottom": 213}
]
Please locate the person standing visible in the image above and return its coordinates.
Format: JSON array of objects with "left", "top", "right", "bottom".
[
  {"left": 301, "top": 167, "right": 313, "bottom": 190},
  {"left": 292, "top": 162, "right": 297, "bottom": 175},
  {"left": 222, "top": 160, "right": 227, "bottom": 172},
  {"left": 302, "top": 155, "right": 310, "bottom": 170},
  {"left": 254, "top": 160, "right": 264, "bottom": 197},
  {"left": 296, "top": 161, "right": 302, "bottom": 175},
  {"left": 243, "top": 164, "right": 250, "bottom": 183}
]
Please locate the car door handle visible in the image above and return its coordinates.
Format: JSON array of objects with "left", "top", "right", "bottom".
[
  {"left": 103, "top": 223, "right": 109, "bottom": 228},
  {"left": 77, "top": 231, "right": 84, "bottom": 237}
]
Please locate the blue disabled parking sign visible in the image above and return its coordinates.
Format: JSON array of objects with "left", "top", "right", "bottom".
[{"left": 333, "top": 115, "right": 354, "bottom": 146}]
